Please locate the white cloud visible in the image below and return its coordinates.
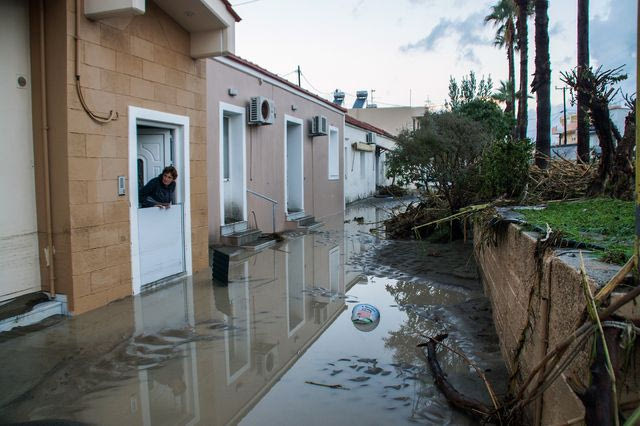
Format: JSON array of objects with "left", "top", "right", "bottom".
[{"left": 399, "top": 11, "right": 493, "bottom": 63}]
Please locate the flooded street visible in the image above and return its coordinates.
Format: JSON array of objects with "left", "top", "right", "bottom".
[{"left": 0, "top": 198, "right": 507, "bottom": 425}]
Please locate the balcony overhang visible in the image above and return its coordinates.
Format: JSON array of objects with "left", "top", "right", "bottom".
[
  {"left": 155, "top": 0, "right": 238, "bottom": 58},
  {"left": 84, "top": 0, "right": 239, "bottom": 59}
]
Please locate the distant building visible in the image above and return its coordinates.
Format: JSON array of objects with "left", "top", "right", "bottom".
[
  {"left": 347, "top": 106, "right": 428, "bottom": 136},
  {"left": 551, "top": 105, "right": 630, "bottom": 160},
  {"left": 344, "top": 115, "right": 396, "bottom": 204}
]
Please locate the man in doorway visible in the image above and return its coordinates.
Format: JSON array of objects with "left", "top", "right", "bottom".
[{"left": 140, "top": 165, "right": 177, "bottom": 209}]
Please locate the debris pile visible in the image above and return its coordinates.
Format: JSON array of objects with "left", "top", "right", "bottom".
[
  {"left": 383, "top": 197, "right": 449, "bottom": 239},
  {"left": 376, "top": 184, "right": 408, "bottom": 198},
  {"left": 524, "top": 158, "right": 597, "bottom": 203}
]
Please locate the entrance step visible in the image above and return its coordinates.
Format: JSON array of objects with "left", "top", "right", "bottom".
[
  {"left": 221, "top": 228, "right": 261, "bottom": 246},
  {"left": 220, "top": 220, "right": 248, "bottom": 237},
  {"left": 286, "top": 215, "right": 324, "bottom": 231},
  {"left": 241, "top": 235, "right": 277, "bottom": 251},
  {"left": 0, "top": 292, "right": 67, "bottom": 333}
]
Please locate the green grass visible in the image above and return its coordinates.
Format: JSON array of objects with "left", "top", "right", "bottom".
[{"left": 517, "top": 198, "right": 634, "bottom": 264}]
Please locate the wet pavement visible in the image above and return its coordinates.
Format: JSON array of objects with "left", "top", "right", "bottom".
[{"left": 0, "top": 197, "right": 507, "bottom": 425}]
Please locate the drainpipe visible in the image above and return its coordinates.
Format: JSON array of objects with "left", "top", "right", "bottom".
[{"left": 39, "top": 0, "right": 56, "bottom": 297}]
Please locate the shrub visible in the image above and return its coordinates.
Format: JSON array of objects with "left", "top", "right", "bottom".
[
  {"left": 386, "top": 111, "right": 491, "bottom": 213},
  {"left": 480, "top": 137, "right": 533, "bottom": 198}
]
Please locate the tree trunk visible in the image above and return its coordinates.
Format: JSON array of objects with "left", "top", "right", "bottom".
[
  {"left": 516, "top": 0, "right": 529, "bottom": 140},
  {"left": 577, "top": 0, "right": 590, "bottom": 163},
  {"left": 508, "top": 20, "right": 516, "bottom": 123},
  {"left": 506, "top": 44, "right": 515, "bottom": 118},
  {"left": 610, "top": 110, "right": 635, "bottom": 199},
  {"left": 533, "top": 0, "right": 551, "bottom": 168},
  {"left": 589, "top": 99, "right": 616, "bottom": 193}
]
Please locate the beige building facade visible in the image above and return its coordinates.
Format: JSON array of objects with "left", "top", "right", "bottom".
[
  {"left": 347, "top": 106, "right": 427, "bottom": 136},
  {"left": 1, "top": 0, "right": 239, "bottom": 315},
  {"left": 206, "top": 55, "right": 346, "bottom": 243}
]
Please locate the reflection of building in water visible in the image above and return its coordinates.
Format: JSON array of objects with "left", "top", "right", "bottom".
[
  {"left": 343, "top": 203, "right": 382, "bottom": 290},
  {"left": 69, "top": 232, "right": 345, "bottom": 425}
]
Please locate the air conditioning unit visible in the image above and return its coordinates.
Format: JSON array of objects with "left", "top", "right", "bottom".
[
  {"left": 254, "top": 343, "right": 279, "bottom": 376},
  {"left": 248, "top": 96, "right": 276, "bottom": 125},
  {"left": 309, "top": 115, "right": 328, "bottom": 136},
  {"left": 365, "top": 132, "right": 376, "bottom": 144}
]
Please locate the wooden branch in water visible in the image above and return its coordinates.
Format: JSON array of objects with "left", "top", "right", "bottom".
[
  {"left": 421, "top": 334, "right": 493, "bottom": 420},
  {"left": 304, "top": 381, "right": 349, "bottom": 390}
]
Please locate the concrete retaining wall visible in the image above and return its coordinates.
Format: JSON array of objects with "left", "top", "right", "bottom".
[{"left": 474, "top": 222, "right": 638, "bottom": 425}]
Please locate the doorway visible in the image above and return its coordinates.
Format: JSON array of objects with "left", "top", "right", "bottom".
[
  {"left": 219, "top": 103, "right": 247, "bottom": 230},
  {"left": 129, "top": 107, "right": 192, "bottom": 294},
  {"left": 285, "top": 116, "right": 304, "bottom": 218},
  {"left": 0, "top": 0, "right": 40, "bottom": 301}
]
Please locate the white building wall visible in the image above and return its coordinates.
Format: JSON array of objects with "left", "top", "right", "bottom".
[
  {"left": 344, "top": 125, "right": 375, "bottom": 204},
  {"left": 0, "top": 1, "right": 41, "bottom": 301},
  {"left": 344, "top": 125, "right": 396, "bottom": 204}
]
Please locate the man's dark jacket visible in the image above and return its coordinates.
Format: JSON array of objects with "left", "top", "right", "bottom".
[{"left": 140, "top": 174, "right": 175, "bottom": 207}]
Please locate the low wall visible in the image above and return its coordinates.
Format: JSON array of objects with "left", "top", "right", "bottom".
[{"left": 474, "top": 221, "right": 638, "bottom": 425}]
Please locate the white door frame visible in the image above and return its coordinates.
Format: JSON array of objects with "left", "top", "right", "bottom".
[
  {"left": 283, "top": 114, "right": 304, "bottom": 217},
  {"left": 218, "top": 102, "right": 247, "bottom": 225},
  {"left": 128, "top": 106, "right": 192, "bottom": 295}
]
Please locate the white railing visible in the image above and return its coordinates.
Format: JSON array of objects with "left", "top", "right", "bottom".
[{"left": 247, "top": 189, "right": 278, "bottom": 234}]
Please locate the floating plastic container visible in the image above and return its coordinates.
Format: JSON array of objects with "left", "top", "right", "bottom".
[{"left": 351, "top": 304, "right": 380, "bottom": 332}]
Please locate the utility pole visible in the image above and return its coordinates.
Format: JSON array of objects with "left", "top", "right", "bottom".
[
  {"left": 370, "top": 89, "right": 375, "bottom": 106},
  {"left": 555, "top": 86, "right": 568, "bottom": 145},
  {"left": 297, "top": 65, "right": 301, "bottom": 87}
]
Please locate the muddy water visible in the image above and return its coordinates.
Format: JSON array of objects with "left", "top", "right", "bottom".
[{"left": 0, "top": 198, "right": 506, "bottom": 425}]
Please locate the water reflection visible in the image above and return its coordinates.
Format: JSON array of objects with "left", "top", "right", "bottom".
[{"left": 0, "top": 199, "right": 505, "bottom": 426}]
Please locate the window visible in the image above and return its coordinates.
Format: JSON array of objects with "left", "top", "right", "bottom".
[
  {"left": 222, "top": 115, "right": 230, "bottom": 180},
  {"left": 360, "top": 151, "right": 365, "bottom": 179},
  {"left": 328, "top": 127, "right": 339, "bottom": 180}
]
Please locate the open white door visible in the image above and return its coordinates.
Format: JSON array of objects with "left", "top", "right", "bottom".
[
  {"left": 219, "top": 103, "right": 247, "bottom": 230},
  {"left": 137, "top": 128, "right": 184, "bottom": 286},
  {"left": 284, "top": 116, "right": 304, "bottom": 218},
  {"left": 129, "top": 107, "right": 192, "bottom": 295}
]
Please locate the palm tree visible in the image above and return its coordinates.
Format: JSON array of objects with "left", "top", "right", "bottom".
[
  {"left": 485, "top": 0, "right": 516, "bottom": 121},
  {"left": 493, "top": 80, "right": 531, "bottom": 113},
  {"left": 492, "top": 80, "right": 514, "bottom": 108},
  {"left": 532, "top": 0, "right": 551, "bottom": 167},
  {"left": 577, "top": 0, "right": 590, "bottom": 162},
  {"left": 515, "top": 0, "right": 531, "bottom": 140}
]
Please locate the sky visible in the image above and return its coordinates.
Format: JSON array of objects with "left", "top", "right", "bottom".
[{"left": 230, "top": 0, "right": 637, "bottom": 138}]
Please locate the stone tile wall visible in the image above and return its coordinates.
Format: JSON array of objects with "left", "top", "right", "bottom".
[{"left": 65, "top": 0, "right": 208, "bottom": 314}]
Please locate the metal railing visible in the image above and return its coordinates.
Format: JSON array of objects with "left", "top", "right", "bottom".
[{"left": 247, "top": 189, "right": 278, "bottom": 233}]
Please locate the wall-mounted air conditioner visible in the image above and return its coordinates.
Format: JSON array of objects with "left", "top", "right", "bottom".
[
  {"left": 254, "top": 343, "right": 279, "bottom": 376},
  {"left": 309, "top": 115, "right": 328, "bottom": 136},
  {"left": 248, "top": 96, "right": 276, "bottom": 125},
  {"left": 365, "top": 132, "right": 376, "bottom": 144}
]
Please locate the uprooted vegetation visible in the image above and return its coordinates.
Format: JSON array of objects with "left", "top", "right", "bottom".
[
  {"left": 420, "top": 266, "right": 640, "bottom": 425},
  {"left": 383, "top": 66, "right": 635, "bottom": 260}
]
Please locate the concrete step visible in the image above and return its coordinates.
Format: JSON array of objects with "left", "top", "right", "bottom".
[
  {"left": 0, "top": 293, "right": 67, "bottom": 333},
  {"left": 241, "top": 236, "right": 277, "bottom": 251},
  {"left": 220, "top": 220, "right": 248, "bottom": 237},
  {"left": 299, "top": 221, "right": 323, "bottom": 231},
  {"left": 221, "top": 228, "right": 261, "bottom": 246},
  {"left": 285, "top": 214, "right": 324, "bottom": 231},
  {"left": 297, "top": 215, "right": 316, "bottom": 226}
]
